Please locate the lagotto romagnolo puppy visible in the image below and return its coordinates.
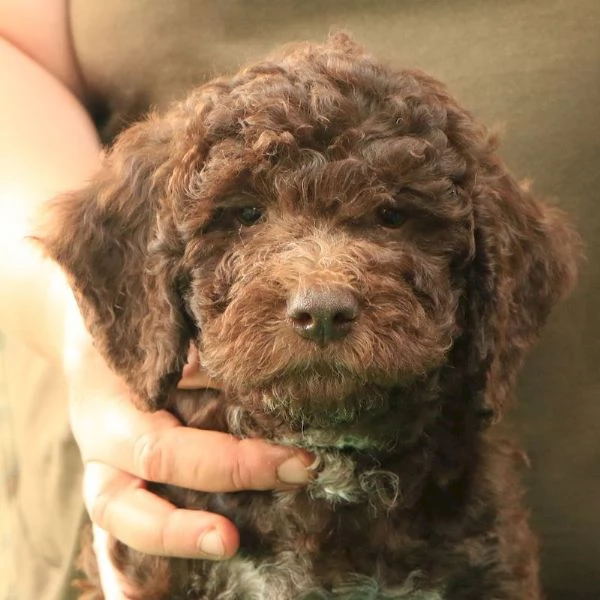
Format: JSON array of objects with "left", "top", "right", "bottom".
[{"left": 38, "top": 34, "right": 580, "bottom": 600}]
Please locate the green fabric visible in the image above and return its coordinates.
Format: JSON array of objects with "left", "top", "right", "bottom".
[{"left": 4, "top": 1, "right": 598, "bottom": 598}]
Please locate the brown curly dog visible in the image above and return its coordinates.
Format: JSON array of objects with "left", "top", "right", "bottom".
[{"left": 38, "top": 34, "right": 580, "bottom": 600}]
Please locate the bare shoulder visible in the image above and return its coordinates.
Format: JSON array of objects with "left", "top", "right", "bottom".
[{"left": 0, "top": 0, "right": 82, "bottom": 95}]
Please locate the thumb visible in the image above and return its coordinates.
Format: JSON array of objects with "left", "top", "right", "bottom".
[{"left": 178, "top": 344, "right": 220, "bottom": 390}]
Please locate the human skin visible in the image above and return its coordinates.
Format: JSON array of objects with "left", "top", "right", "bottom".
[{"left": 0, "top": 1, "right": 312, "bottom": 596}]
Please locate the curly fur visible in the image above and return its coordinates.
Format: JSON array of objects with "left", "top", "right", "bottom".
[{"left": 37, "top": 34, "right": 580, "bottom": 599}]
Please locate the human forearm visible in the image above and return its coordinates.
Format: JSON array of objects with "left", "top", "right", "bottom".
[{"left": 0, "top": 36, "right": 100, "bottom": 359}]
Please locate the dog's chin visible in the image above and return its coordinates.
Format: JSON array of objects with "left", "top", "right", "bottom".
[{"left": 235, "top": 366, "right": 397, "bottom": 427}]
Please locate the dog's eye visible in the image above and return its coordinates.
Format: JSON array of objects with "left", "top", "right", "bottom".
[
  {"left": 236, "top": 206, "right": 265, "bottom": 226},
  {"left": 377, "top": 205, "right": 406, "bottom": 229}
]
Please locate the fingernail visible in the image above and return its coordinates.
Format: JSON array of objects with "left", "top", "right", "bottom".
[
  {"left": 198, "top": 530, "right": 225, "bottom": 558},
  {"left": 276, "top": 456, "right": 312, "bottom": 485}
]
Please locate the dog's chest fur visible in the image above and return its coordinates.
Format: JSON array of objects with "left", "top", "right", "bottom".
[
  {"left": 148, "top": 391, "right": 489, "bottom": 600},
  {"left": 165, "top": 481, "right": 449, "bottom": 600},
  {"left": 189, "top": 555, "right": 446, "bottom": 600}
]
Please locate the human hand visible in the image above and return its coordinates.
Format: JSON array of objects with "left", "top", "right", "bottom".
[{"left": 62, "top": 292, "right": 313, "bottom": 566}]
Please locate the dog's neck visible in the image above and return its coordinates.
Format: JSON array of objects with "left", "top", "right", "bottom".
[
  {"left": 224, "top": 400, "right": 439, "bottom": 511},
  {"left": 170, "top": 383, "right": 471, "bottom": 510},
  {"left": 280, "top": 429, "right": 382, "bottom": 451}
]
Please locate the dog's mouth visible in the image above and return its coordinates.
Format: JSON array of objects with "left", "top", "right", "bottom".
[
  {"left": 197, "top": 332, "right": 442, "bottom": 434},
  {"left": 197, "top": 326, "right": 420, "bottom": 422},
  {"left": 236, "top": 367, "right": 436, "bottom": 443},
  {"left": 235, "top": 361, "right": 403, "bottom": 425}
]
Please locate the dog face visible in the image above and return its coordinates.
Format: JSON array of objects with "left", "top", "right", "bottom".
[
  {"left": 38, "top": 35, "right": 579, "bottom": 427},
  {"left": 184, "top": 140, "right": 468, "bottom": 418}
]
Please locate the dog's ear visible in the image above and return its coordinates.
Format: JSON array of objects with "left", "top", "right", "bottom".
[
  {"left": 36, "top": 115, "right": 195, "bottom": 409},
  {"left": 466, "top": 164, "right": 580, "bottom": 421}
]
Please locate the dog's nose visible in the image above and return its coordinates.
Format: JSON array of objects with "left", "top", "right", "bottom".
[{"left": 287, "top": 287, "right": 359, "bottom": 344}]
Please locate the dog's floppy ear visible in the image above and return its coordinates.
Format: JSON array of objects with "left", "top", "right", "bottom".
[
  {"left": 37, "top": 115, "right": 195, "bottom": 409},
  {"left": 466, "top": 162, "right": 580, "bottom": 421}
]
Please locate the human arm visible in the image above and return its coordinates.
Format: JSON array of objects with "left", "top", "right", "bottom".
[{"left": 0, "top": 0, "right": 310, "bottom": 576}]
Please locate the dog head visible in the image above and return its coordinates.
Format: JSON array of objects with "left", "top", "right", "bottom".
[{"left": 38, "top": 35, "right": 579, "bottom": 428}]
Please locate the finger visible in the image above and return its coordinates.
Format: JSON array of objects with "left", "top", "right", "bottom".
[
  {"left": 179, "top": 344, "right": 220, "bottom": 389},
  {"left": 177, "top": 367, "right": 217, "bottom": 389},
  {"left": 73, "top": 392, "right": 313, "bottom": 490},
  {"left": 69, "top": 387, "right": 181, "bottom": 461},
  {"left": 84, "top": 462, "right": 239, "bottom": 559},
  {"left": 128, "top": 428, "right": 314, "bottom": 491}
]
